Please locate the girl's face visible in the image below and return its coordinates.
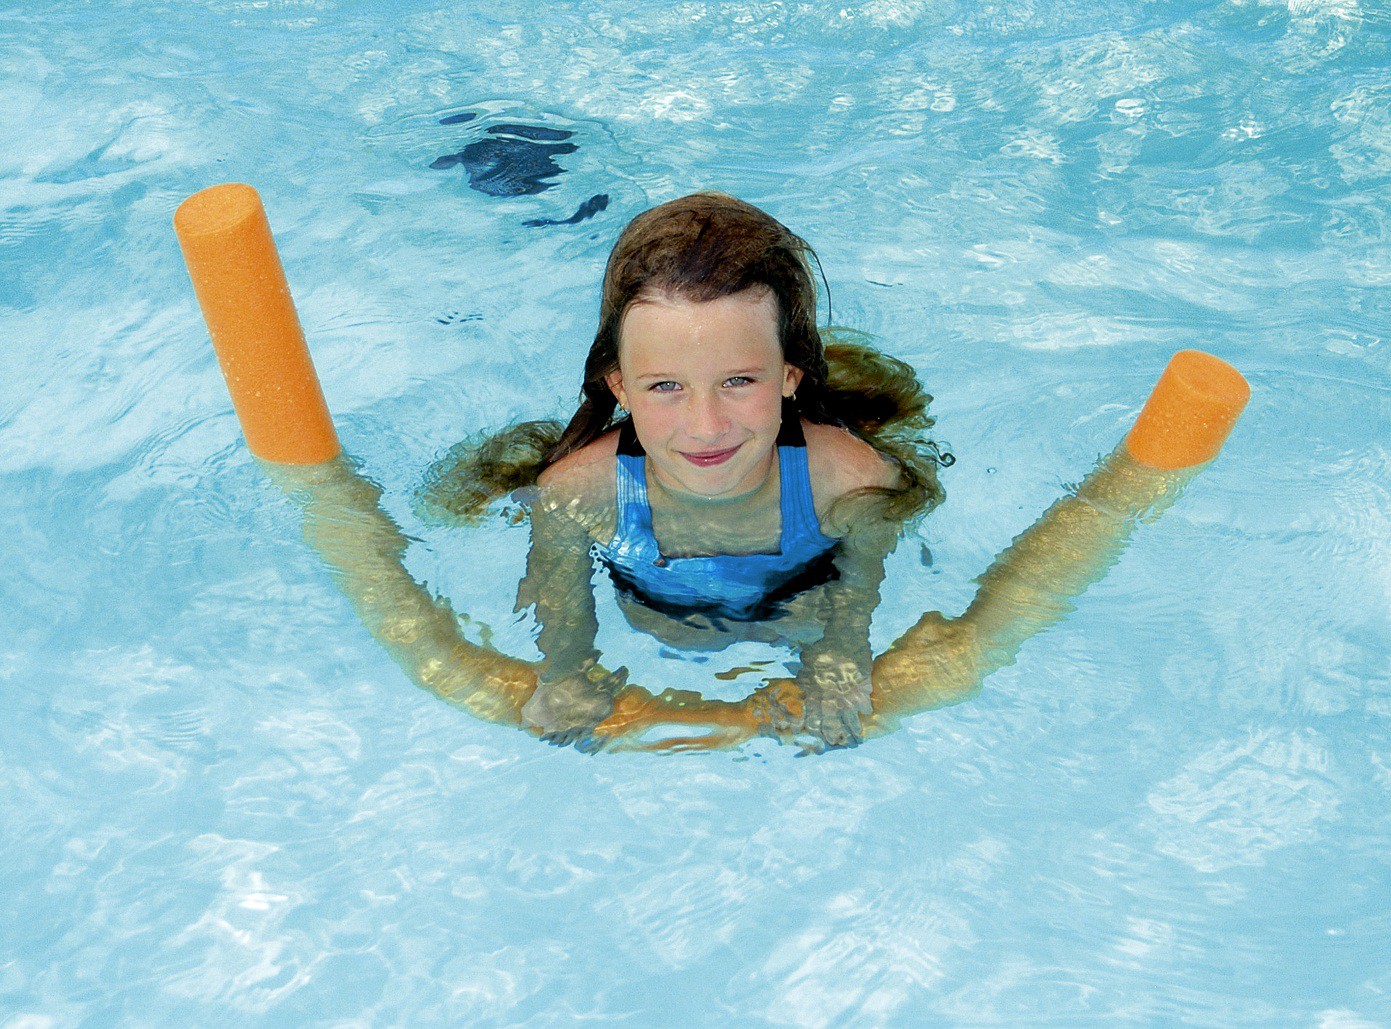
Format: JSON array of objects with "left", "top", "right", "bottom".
[{"left": 606, "top": 288, "right": 802, "bottom": 501}]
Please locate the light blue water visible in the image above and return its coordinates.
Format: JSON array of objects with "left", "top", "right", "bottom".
[{"left": 3, "top": 0, "right": 1390, "bottom": 1023}]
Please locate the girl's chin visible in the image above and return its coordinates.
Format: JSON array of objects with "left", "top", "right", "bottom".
[{"left": 653, "top": 457, "right": 764, "bottom": 500}]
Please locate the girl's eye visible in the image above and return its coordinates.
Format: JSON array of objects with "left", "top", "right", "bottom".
[
  {"left": 723, "top": 376, "right": 754, "bottom": 388},
  {"left": 650, "top": 381, "right": 681, "bottom": 393}
]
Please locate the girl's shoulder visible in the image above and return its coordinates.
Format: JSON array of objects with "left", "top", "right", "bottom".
[
  {"left": 534, "top": 429, "right": 619, "bottom": 540},
  {"left": 537, "top": 429, "right": 619, "bottom": 491},
  {"left": 802, "top": 420, "right": 902, "bottom": 528}
]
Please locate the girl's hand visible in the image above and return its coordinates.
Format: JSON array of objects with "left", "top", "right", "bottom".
[
  {"left": 796, "top": 654, "right": 873, "bottom": 750},
  {"left": 521, "top": 664, "right": 628, "bottom": 752}
]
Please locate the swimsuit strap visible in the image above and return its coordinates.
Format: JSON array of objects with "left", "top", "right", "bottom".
[
  {"left": 774, "top": 404, "right": 807, "bottom": 447},
  {"left": 773, "top": 406, "right": 825, "bottom": 544},
  {"left": 614, "top": 419, "right": 656, "bottom": 546},
  {"left": 776, "top": 441, "right": 824, "bottom": 545},
  {"left": 617, "top": 416, "right": 644, "bottom": 457}
]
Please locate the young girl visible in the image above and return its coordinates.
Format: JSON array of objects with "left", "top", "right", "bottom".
[{"left": 420, "top": 193, "right": 948, "bottom": 750}]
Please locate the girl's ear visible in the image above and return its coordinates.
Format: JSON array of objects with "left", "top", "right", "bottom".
[
  {"left": 782, "top": 363, "right": 804, "bottom": 398},
  {"left": 605, "top": 371, "right": 629, "bottom": 411}
]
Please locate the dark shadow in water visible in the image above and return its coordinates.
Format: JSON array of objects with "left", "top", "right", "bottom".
[
  {"left": 488, "top": 123, "right": 574, "bottom": 142},
  {"left": 431, "top": 121, "right": 578, "bottom": 197},
  {"left": 523, "top": 193, "right": 610, "bottom": 227}
]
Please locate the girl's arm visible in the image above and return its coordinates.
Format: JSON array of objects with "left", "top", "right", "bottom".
[
  {"left": 514, "top": 487, "right": 628, "bottom": 748},
  {"left": 791, "top": 425, "right": 906, "bottom": 748},
  {"left": 794, "top": 515, "right": 898, "bottom": 749},
  {"left": 517, "top": 489, "right": 602, "bottom": 678}
]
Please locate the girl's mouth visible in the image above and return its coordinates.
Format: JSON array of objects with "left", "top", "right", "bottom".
[{"left": 679, "top": 444, "right": 741, "bottom": 467}]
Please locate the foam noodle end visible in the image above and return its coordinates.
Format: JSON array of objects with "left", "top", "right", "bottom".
[
  {"left": 173, "top": 182, "right": 262, "bottom": 240},
  {"left": 175, "top": 184, "right": 340, "bottom": 465},
  {"left": 1125, "top": 350, "right": 1250, "bottom": 469}
]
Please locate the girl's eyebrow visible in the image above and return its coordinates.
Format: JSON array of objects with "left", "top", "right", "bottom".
[{"left": 633, "top": 365, "right": 770, "bottom": 382}]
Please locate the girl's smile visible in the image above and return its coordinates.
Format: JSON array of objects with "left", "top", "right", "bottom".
[
  {"left": 605, "top": 288, "right": 803, "bottom": 501},
  {"left": 679, "top": 444, "right": 741, "bottom": 467}
]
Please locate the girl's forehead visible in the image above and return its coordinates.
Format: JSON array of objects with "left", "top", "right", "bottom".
[{"left": 617, "top": 290, "right": 781, "bottom": 369}]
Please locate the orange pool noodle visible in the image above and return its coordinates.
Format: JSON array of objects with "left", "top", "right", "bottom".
[
  {"left": 175, "top": 183, "right": 340, "bottom": 465},
  {"left": 1125, "top": 350, "right": 1249, "bottom": 469}
]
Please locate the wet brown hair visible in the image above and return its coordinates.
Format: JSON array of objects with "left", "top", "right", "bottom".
[{"left": 416, "top": 193, "right": 948, "bottom": 527}]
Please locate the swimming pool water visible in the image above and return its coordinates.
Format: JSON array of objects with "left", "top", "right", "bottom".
[{"left": 3, "top": 0, "right": 1389, "bottom": 1023}]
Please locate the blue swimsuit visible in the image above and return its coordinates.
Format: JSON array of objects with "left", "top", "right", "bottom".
[{"left": 594, "top": 417, "right": 840, "bottom": 620}]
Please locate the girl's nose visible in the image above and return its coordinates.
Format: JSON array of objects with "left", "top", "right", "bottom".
[{"left": 687, "top": 391, "right": 729, "bottom": 441}]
